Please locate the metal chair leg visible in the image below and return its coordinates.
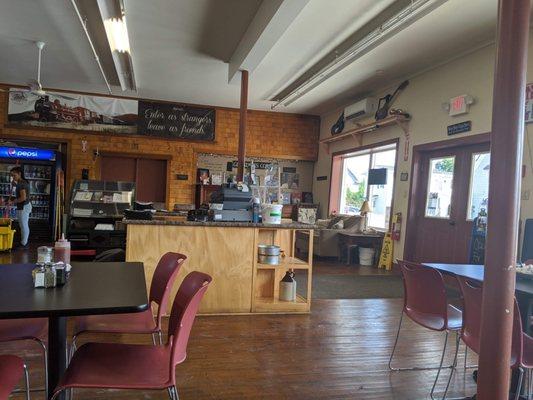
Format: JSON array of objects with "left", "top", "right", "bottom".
[
  {"left": 389, "top": 311, "right": 455, "bottom": 371},
  {"left": 441, "top": 332, "right": 460, "bottom": 400},
  {"left": 69, "top": 336, "right": 78, "bottom": 363},
  {"left": 527, "top": 369, "right": 533, "bottom": 400},
  {"left": 151, "top": 333, "right": 157, "bottom": 346},
  {"left": 23, "top": 364, "right": 30, "bottom": 400},
  {"left": 158, "top": 330, "right": 163, "bottom": 345},
  {"left": 515, "top": 367, "right": 525, "bottom": 400},
  {"left": 388, "top": 311, "right": 404, "bottom": 371},
  {"left": 430, "top": 331, "right": 450, "bottom": 399},
  {"left": 35, "top": 338, "right": 49, "bottom": 399},
  {"left": 167, "top": 386, "right": 179, "bottom": 400}
]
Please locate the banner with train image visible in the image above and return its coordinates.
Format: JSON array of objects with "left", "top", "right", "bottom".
[{"left": 7, "top": 88, "right": 138, "bottom": 134}]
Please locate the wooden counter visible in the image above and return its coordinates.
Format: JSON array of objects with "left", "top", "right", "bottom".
[{"left": 125, "top": 220, "right": 314, "bottom": 315}]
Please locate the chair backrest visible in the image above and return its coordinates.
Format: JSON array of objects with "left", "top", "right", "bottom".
[
  {"left": 457, "top": 278, "right": 483, "bottom": 354},
  {"left": 457, "top": 277, "right": 522, "bottom": 366},
  {"left": 397, "top": 260, "right": 448, "bottom": 330},
  {"left": 149, "top": 252, "right": 187, "bottom": 328},
  {"left": 167, "top": 271, "right": 212, "bottom": 367}
]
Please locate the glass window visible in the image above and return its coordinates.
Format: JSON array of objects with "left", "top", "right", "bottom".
[
  {"left": 368, "top": 149, "right": 396, "bottom": 228},
  {"left": 337, "top": 144, "right": 397, "bottom": 229},
  {"left": 339, "top": 154, "right": 370, "bottom": 215},
  {"left": 467, "top": 152, "right": 490, "bottom": 220},
  {"left": 425, "top": 156, "right": 455, "bottom": 218}
]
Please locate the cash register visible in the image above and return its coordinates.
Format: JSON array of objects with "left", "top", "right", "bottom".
[{"left": 209, "top": 186, "right": 253, "bottom": 222}]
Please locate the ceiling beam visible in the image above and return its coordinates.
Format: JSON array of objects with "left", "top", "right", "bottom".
[{"left": 227, "top": 0, "right": 310, "bottom": 84}]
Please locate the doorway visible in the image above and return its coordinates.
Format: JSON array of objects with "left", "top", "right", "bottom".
[
  {"left": 405, "top": 135, "right": 490, "bottom": 263},
  {"left": 100, "top": 155, "right": 168, "bottom": 204}
]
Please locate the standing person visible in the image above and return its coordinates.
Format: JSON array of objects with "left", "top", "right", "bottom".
[{"left": 10, "top": 166, "right": 32, "bottom": 249}]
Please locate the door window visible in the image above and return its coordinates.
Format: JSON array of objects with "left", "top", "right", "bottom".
[
  {"left": 425, "top": 156, "right": 455, "bottom": 218},
  {"left": 467, "top": 152, "right": 490, "bottom": 220}
]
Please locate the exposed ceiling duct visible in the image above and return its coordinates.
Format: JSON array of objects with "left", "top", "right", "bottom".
[{"left": 270, "top": 0, "right": 449, "bottom": 109}]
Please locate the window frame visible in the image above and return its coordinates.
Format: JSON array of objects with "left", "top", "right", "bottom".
[{"left": 329, "top": 139, "right": 399, "bottom": 230}]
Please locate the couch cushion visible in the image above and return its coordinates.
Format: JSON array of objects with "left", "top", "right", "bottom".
[
  {"left": 327, "top": 215, "right": 343, "bottom": 228},
  {"left": 330, "top": 219, "right": 344, "bottom": 229},
  {"left": 316, "top": 219, "right": 331, "bottom": 229},
  {"left": 343, "top": 215, "right": 364, "bottom": 232}
]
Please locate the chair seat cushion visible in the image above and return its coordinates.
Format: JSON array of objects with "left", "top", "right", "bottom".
[
  {"left": 73, "top": 309, "right": 157, "bottom": 337},
  {"left": 0, "top": 355, "right": 24, "bottom": 400},
  {"left": 58, "top": 342, "right": 172, "bottom": 390},
  {"left": 0, "top": 318, "right": 47, "bottom": 342},
  {"left": 405, "top": 304, "right": 462, "bottom": 331}
]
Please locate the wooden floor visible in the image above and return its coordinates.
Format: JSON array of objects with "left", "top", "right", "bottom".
[{"left": 2, "top": 298, "right": 477, "bottom": 400}]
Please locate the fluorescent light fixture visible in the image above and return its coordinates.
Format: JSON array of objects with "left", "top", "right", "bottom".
[
  {"left": 97, "top": 0, "right": 136, "bottom": 91},
  {"left": 271, "top": 0, "right": 447, "bottom": 109},
  {"left": 103, "top": 17, "right": 131, "bottom": 53}
]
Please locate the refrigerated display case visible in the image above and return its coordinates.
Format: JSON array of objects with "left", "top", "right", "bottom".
[{"left": 0, "top": 145, "right": 61, "bottom": 242}]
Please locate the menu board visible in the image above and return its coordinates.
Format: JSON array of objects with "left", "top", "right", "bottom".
[{"left": 138, "top": 100, "right": 215, "bottom": 141}]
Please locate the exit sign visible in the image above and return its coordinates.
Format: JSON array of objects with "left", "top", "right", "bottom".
[{"left": 444, "top": 94, "right": 475, "bottom": 116}]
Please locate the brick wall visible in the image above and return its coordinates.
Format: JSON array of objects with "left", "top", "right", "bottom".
[{"left": 0, "top": 91, "right": 320, "bottom": 206}]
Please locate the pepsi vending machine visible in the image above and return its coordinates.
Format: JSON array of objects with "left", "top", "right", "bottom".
[{"left": 0, "top": 146, "right": 61, "bottom": 241}]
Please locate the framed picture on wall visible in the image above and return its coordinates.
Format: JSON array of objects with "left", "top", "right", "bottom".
[{"left": 197, "top": 168, "right": 210, "bottom": 185}]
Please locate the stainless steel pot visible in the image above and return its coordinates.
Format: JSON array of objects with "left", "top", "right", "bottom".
[
  {"left": 258, "top": 244, "right": 280, "bottom": 256},
  {"left": 258, "top": 254, "right": 280, "bottom": 265}
]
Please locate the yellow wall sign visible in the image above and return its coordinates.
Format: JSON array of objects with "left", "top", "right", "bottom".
[{"left": 378, "top": 233, "right": 394, "bottom": 270}]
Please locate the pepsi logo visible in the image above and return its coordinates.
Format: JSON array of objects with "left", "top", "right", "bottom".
[{"left": 7, "top": 148, "right": 16, "bottom": 156}]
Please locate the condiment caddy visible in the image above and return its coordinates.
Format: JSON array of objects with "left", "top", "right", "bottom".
[{"left": 32, "top": 237, "right": 72, "bottom": 288}]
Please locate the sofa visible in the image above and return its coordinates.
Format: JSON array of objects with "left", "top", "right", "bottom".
[{"left": 295, "top": 214, "right": 365, "bottom": 258}]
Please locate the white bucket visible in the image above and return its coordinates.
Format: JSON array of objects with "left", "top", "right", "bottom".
[
  {"left": 359, "top": 247, "right": 375, "bottom": 266},
  {"left": 261, "top": 204, "right": 283, "bottom": 224}
]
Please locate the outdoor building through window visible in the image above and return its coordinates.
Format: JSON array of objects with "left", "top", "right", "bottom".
[{"left": 331, "top": 143, "right": 397, "bottom": 229}]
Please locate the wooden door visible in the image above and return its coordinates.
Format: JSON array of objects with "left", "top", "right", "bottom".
[
  {"left": 100, "top": 155, "right": 167, "bottom": 204},
  {"left": 100, "top": 156, "right": 136, "bottom": 182},
  {"left": 410, "top": 142, "right": 490, "bottom": 263},
  {"left": 136, "top": 159, "right": 167, "bottom": 203}
]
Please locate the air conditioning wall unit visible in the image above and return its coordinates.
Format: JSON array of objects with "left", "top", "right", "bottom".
[{"left": 344, "top": 97, "right": 376, "bottom": 122}]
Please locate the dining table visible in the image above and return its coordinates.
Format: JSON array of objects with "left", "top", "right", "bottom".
[
  {"left": 0, "top": 262, "right": 149, "bottom": 400},
  {"left": 422, "top": 263, "right": 533, "bottom": 331}
]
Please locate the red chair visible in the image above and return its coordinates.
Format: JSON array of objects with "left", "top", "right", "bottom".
[
  {"left": 50, "top": 271, "right": 212, "bottom": 400},
  {"left": 0, "top": 318, "right": 47, "bottom": 398},
  {"left": 444, "top": 278, "right": 524, "bottom": 400},
  {"left": 70, "top": 252, "right": 186, "bottom": 355},
  {"left": 389, "top": 261, "right": 463, "bottom": 373},
  {"left": 0, "top": 355, "right": 30, "bottom": 400}
]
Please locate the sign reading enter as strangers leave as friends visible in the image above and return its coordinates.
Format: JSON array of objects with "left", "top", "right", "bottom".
[{"left": 138, "top": 100, "right": 215, "bottom": 141}]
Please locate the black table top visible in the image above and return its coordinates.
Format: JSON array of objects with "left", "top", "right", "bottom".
[
  {"left": 423, "top": 263, "right": 533, "bottom": 297},
  {"left": 0, "top": 262, "right": 149, "bottom": 319}
]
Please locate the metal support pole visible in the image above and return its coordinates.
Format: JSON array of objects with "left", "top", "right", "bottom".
[
  {"left": 237, "top": 70, "right": 249, "bottom": 182},
  {"left": 477, "top": 1, "right": 530, "bottom": 398}
]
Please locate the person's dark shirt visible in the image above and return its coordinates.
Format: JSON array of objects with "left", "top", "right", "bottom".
[{"left": 14, "top": 180, "right": 30, "bottom": 210}]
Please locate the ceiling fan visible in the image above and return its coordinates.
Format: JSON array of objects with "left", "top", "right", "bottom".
[{"left": 7, "top": 41, "right": 76, "bottom": 101}]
